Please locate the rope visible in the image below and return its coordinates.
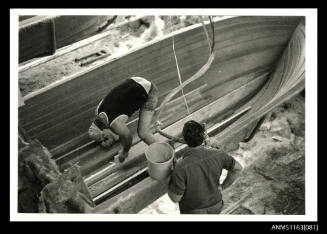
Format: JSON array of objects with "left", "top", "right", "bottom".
[
  {"left": 200, "top": 16, "right": 212, "bottom": 53},
  {"left": 170, "top": 16, "right": 191, "bottom": 115},
  {"left": 155, "top": 16, "right": 215, "bottom": 125}
]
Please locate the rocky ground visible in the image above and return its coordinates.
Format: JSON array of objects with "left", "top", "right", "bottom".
[{"left": 139, "top": 94, "right": 305, "bottom": 214}]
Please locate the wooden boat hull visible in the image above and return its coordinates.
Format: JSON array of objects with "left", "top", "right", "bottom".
[
  {"left": 93, "top": 19, "right": 305, "bottom": 214},
  {"left": 18, "top": 16, "right": 305, "bottom": 213},
  {"left": 19, "top": 15, "right": 114, "bottom": 63}
]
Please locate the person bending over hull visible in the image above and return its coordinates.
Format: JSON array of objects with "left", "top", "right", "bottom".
[{"left": 88, "top": 77, "right": 159, "bottom": 162}]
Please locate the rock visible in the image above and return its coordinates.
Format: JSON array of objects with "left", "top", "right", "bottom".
[
  {"left": 243, "top": 201, "right": 266, "bottom": 214},
  {"left": 141, "top": 16, "right": 153, "bottom": 25},
  {"left": 139, "top": 16, "right": 165, "bottom": 43},
  {"left": 239, "top": 142, "right": 251, "bottom": 150},
  {"left": 272, "top": 136, "right": 284, "bottom": 142},
  {"left": 274, "top": 151, "right": 303, "bottom": 166},
  {"left": 267, "top": 144, "right": 293, "bottom": 160},
  {"left": 287, "top": 114, "right": 305, "bottom": 136},
  {"left": 292, "top": 136, "right": 305, "bottom": 150},
  {"left": 128, "top": 19, "right": 141, "bottom": 30},
  {"left": 264, "top": 207, "right": 276, "bottom": 215},
  {"left": 270, "top": 117, "right": 293, "bottom": 139},
  {"left": 242, "top": 151, "right": 253, "bottom": 159},
  {"left": 259, "top": 121, "right": 271, "bottom": 131},
  {"left": 182, "top": 16, "right": 201, "bottom": 27},
  {"left": 270, "top": 181, "right": 288, "bottom": 191},
  {"left": 223, "top": 142, "right": 240, "bottom": 151}
]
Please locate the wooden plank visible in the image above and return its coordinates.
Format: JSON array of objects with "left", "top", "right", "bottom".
[
  {"left": 19, "top": 16, "right": 112, "bottom": 63},
  {"left": 19, "top": 33, "right": 291, "bottom": 121},
  {"left": 52, "top": 84, "right": 207, "bottom": 160},
  {"left": 20, "top": 16, "right": 299, "bottom": 103},
  {"left": 92, "top": 20, "right": 305, "bottom": 213},
  {"left": 79, "top": 96, "right": 211, "bottom": 177},
  {"left": 92, "top": 175, "right": 167, "bottom": 214},
  {"left": 92, "top": 164, "right": 148, "bottom": 201},
  {"left": 18, "top": 15, "right": 150, "bottom": 72},
  {"left": 19, "top": 45, "right": 281, "bottom": 150},
  {"left": 91, "top": 82, "right": 304, "bottom": 214},
  {"left": 83, "top": 72, "right": 268, "bottom": 188},
  {"left": 57, "top": 86, "right": 211, "bottom": 175},
  {"left": 209, "top": 21, "right": 306, "bottom": 147},
  {"left": 18, "top": 34, "right": 290, "bottom": 123},
  {"left": 89, "top": 106, "right": 251, "bottom": 200},
  {"left": 57, "top": 69, "right": 267, "bottom": 179},
  {"left": 18, "top": 16, "right": 302, "bottom": 152}
]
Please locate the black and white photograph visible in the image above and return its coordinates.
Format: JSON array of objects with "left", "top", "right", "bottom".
[{"left": 10, "top": 8, "right": 317, "bottom": 223}]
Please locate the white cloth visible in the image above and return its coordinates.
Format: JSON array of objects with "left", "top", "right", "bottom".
[{"left": 130, "top": 77, "right": 151, "bottom": 94}]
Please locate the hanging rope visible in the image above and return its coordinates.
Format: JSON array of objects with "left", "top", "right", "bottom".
[
  {"left": 155, "top": 16, "right": 215, "bottom": 127},
  {"left": 200, "top": 16, "right": 212, "bottom": 53},
  {"left": 170, "top": 16, "right": 191, "bottom": 115}
]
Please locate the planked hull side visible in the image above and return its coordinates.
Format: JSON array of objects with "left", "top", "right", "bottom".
[
  {"left": 17, "top": 15, "right": 305, "bottom": 213},
  {"left": 19, "top": 16, "right": 302, "bottom": 155},
  {"left": 92, "top": 19, "right": 305, "bottom": 214}
]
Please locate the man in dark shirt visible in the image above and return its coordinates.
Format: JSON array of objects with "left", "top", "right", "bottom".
[
  {"left": 167, "top": 120, "right": 243, "bottom": 214},
  {"left": 88, "top": 77, "right": 159, "bottom": 162}
]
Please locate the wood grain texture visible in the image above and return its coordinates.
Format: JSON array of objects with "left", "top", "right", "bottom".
[
  {"left": 86, "top": 72, "right": 268, "bottom": 199},
  {"left": 92, "top": 19, "right": 305, "bottom": 213},
  {"left": 19, "top": 16, "right": 302, "bottom": 155},
  {"left": 214, "top": 20, "right": 305, "bottom": 147},
  {"left": 18, "top": 16, "right": 305, "bottom": 213}
]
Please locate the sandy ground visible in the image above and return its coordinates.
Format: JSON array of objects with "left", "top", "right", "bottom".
[
  {"left": 18, "top": 16, "right": 305, "bottom": 215},
  {"left": 139, "top": 94, "right": 305, "bottom": 214}
]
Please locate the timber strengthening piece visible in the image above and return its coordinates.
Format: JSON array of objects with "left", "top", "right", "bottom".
[
  {"left": 19, "top": 15, "right": 116, "bottom": 63},
  {"left": 18, "top": 16, "right": 305, "bottom": 213}
]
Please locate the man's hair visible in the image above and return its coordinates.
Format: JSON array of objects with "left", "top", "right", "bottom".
[{"left": 182, "top": 120, "right": 205, "bottom": 147}]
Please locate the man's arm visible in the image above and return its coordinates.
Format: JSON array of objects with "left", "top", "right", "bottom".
[
  {"left": 167, "top": 162, "right": 185, "bottom": 203},
  {"left": 221, "top": 160, "right": 243, "bottom": 190},
  {"left": 167, "top": 188, "right": 183, "bottom": 203},
  {"left": 155, "top": 121, "right": 185, "bottom": 144},
  {"left": 167, "top": 173, "right": 183, "bottom": 203}
]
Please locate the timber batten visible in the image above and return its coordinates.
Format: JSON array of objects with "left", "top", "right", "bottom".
[{"left": 19, "top": 15, "right": 115, "bottom": 63}]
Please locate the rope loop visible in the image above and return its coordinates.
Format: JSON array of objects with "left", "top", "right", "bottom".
[{"left": 155, "top": 16, "right": 216, "bottom": 130}]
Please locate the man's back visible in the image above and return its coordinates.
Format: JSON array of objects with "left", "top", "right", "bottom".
[{"left": 169, "top": 146, "right": 235, "bottom": 213}]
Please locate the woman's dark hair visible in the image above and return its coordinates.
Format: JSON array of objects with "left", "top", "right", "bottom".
[
  {"left": 93, "top": 115, "right": 107, "bottom": 130},
  {"left": 182, "top": 120, "right": 205, "bottom": 147}
]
